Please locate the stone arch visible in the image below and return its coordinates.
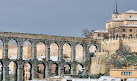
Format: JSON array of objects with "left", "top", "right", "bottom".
[
  {"left": 37, "top": 63, "right": 45, "bottom": 79},
  {"left": 8, "top": 61, "right": 17, "bottom": 81},
  {"left": 23, "top": 41, "right": 32, "bottom": 60},
  {"left": 63, "top": 43, "right": 71, "bottom": 62},
  {"left": 64, "top": 64, "right": 71, "bottom": 74},
  {"left": 0, "top": 39, "right": 3, "bottom": 59},
  {"left": 75, "top": 44, "right": 83, "bottom": 62},
  {"left": 8, "top": 39, "right": 18, "bottom": 59},
  {"left": 51, "top": 63, "right": 58, "bottom": 76},
  {"left": 37, "top": 42, "right": 46, "bottom": 61},
  {"left": 76, "top": 64, "right": 83, "bottom": 75},
  {"left": 23, "top": 62, "right": 32, "bottom": 80},
  {"left": 89, "top": 44, "right": 98, "bottom": 57},
  {"left": 50, "top": 43, "right": 59, "bottom": 61},
  {"left": 89, "top": 45, "right": 97, "bottom": 53}
]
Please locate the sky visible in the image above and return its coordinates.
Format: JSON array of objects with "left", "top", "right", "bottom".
[{"left": 0, "top": 0, "right": 137, "bottom": 37}]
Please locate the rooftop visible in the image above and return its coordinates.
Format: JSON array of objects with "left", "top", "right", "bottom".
[
  {"left": 121, "top": 24, "right": 137, "bottom": 27},
  {"left": 110, "top": 69, "right": 137, "bottom": 71},
  {"left": 94, "top": 30, "right": 108, "bottom": 33},
  {"left": 127, "top": 17, "right": 137, "bottom": 20},
  {"left": 113, "top": 18, "right": 124, "bottom": 21},
  {"left": 125, "top": 10, "right": 137, "bottom": 14}
]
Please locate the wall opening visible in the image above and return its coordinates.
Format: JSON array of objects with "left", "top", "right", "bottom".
[
  {"left": 50, "top": 43, "right": 58, "bottom": 61},
  {"left": 37, "top": 42, "right": 46, "bottom": 61},
  {"left": 76, "top": 44, "right": 83, "bottom": 62},
  {"left": 51, "top": 64, "right": 58, "bottom": 76},
  {"left": 23, "top": 62, "right": 31, "bottom": 80},
  {"left": 0, "top": 40, "right": 3, "bottom": 59},
  {"left": 37, "top": 63, "right": 45, "bottom": 79},
  {"left": 76, "top": 64, "right": 83, "bottom": 75},
  {"left": 8, "top": 61, "right": 17, "bottom": 81},
  {"left": 8, "top": 39, "right": 17, "bottom": 59},
  {"left": 63, "top": 43, "right": 71, "bottom": 62},
  {"left": 64, "top": 64, "right": 71, "bottom": 74},
  {"left": 23, "top": 41, "right": 32, "bottom": 60}
]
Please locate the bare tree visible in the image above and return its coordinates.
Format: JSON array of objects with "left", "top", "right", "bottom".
[
  {"left": 82, "top": 29, "right": 95, "bottom": 38},
  {"left": 83, "top": 29, "right": 90, "bottom": 37}
]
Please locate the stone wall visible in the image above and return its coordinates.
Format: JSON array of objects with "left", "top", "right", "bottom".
[
  {"left": 90, "top": 38, "right": 137, "bottom": 75},
  {"left": 102, "top": 38, "right": 137, "bottom": 53},
  {"left": 101, "top": 38, "right": 120, "bottom": 54},
  {"left": 90, "top": 52, "right": 109, "bottom": 75}
]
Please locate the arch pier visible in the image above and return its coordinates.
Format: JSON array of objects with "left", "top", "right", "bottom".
[{"left": 0, "top": 32, "right": 100, "bottom": 81}]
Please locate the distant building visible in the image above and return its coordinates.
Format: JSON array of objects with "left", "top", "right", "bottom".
[
  {"left": 110, "top": 69, "right": 137, "bottom": 81},
  {"left": 106, "top": 10, "right": 137, "bottom": 38},
  {"left": 91, "top": 10, "right": 137, "bottom": 39},
  {"left": 91, "top": 0, "right": 137, "bottom": 40},
  {"left": 91, "top": 30, "right": 109, "bottom": 39},
  {"left": 110, "top": 69, "right": 137, "bottom": 78},
  {"left": 90, "top": 0, "right": 137, "bottom": 75}
]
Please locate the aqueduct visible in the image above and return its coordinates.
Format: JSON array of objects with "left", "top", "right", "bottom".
[{"left": 0, "top": 32, "right": 100, "bottom": 81}]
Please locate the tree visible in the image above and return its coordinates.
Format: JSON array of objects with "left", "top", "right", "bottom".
[
  {"left": 82, "top": 29, "right": 90, "bottom": 37},
  {"left": 117, "top": 45, "right": 131, "bottom": 58},
  {"left": 104, "top": 53, "right": 127, "bottom": 73},
  {"left": 104, "top": 45, "right": 131, "bottom": 73},
  {"left": 82, "top": 29, "right": 95, "bottom": 38}
]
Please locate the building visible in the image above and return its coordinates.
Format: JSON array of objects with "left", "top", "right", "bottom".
[
  {"left": 106, "top": 10, "right": 137, "bottom": 38},
  {"left": 90, "top": 0, "right": 137, "bottom": 75},
  {"left": 91, "top": 30, "right": 109, "bottom": 39},
  {"left": 110, "top": 69, "right": 137, "bottom": 81},
  {"left": 91, "top": 0, "right": 137, "bottom": 39},
  {"left": 110, "top": 69, "right": 137, "bottom": 78},
  {"left": 105, "top": 0, "right": 137, "bottom": 39}
]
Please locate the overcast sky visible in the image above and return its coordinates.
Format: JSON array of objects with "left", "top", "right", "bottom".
[{"left": 0, "top": 0, "right": 136, "bottom": 37}]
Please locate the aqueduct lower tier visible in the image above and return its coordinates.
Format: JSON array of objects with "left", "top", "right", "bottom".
[{"left": 0, "top": 32, "right": 100, "bottom": 81}]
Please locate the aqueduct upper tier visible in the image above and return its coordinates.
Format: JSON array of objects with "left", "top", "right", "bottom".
[{"left": 0, "top": 31, "right": 100, "bottom": 81}]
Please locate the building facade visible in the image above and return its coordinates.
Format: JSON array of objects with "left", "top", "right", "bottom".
[
  {"left": 91, "top": 30, "right": 109, "bottom": 39},
  {"left": 90, "top": 0, "right": 137, "bottom": 75},
  {"left": 106, "top": 10, "right": 137, "bottom": 38}
]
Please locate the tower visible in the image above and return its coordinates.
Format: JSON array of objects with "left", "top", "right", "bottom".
[
  {"left": 113, "top": 0, "right": 118, "bottom": 14},
  {"left": 112, "top": 0, "right": 119, "bottom": 20}
]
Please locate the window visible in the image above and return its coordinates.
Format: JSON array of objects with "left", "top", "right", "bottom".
[
  {"left": 121, "top": 72, "right": 132, "bottom": 76},
  {"left": 129, "top": 29, "right": 132, "bottom": 32},
  {"left": 129, "top": 34, "right": 132, "bottom": 38},
  {"left": 122, "top": 34, "right": 125, "bottom": 38},
  {"left": 98, "top": 34, "right": 101, "bottom": 37},
  {"left": 122, "top": 29, "right": 126, "bottom": 32},
  {"left": 116, "top": 34, "right": 119, "bottom": 38}
]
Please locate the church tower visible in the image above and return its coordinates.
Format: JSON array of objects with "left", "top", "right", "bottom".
[
  {"left": 113, "top": 0, "right": 118, "bottom": 14},
  {"left": 112, "top": 0, "right": 119, "bottom": 19}
]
